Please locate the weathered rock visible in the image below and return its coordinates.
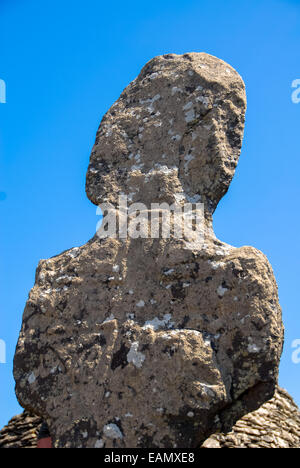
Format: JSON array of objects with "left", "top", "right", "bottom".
[
  {"left": 14, "top": 53, "right": 284, "bottom": 448},
  {"left": 2, "top": 388, "right": 299, "bottom": 448},
  {"left": 86, "top": 53, "right": 246, "bottom": 217}
]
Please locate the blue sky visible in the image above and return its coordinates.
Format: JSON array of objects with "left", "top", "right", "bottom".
[{"left": 0, "top": 0, "right": 299, "bottom": 429}]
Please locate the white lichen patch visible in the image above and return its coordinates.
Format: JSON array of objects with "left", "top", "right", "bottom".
[
  {"left": 209, "top": 260, "right": 225, "bottom": 270},
  {"left": 38, "top": 272, "right": 45, "bottom": 283},
  {"left": 157, "top": 164, "right": 178, "bottom": 174},
  {"left": 195, "top": 95, "right": 210, "bottom": 107},
  {"left": 163, "top": 269, "right": 174, "bottom": 276},
  {"left": 127, "top": 342, "right": 145, "bottom": 368},
  {"left": 247, "top": 342, "right": 261, "bottom": 354},
  {"left": 215, "top": 244, "right": 233, "bottom": 256},
  {"left": 127, "top": 192, "right": 136, "bottom": 202},
  {"left": 185, "top": 108, "right": 195, "bottom": 123},
  {"left": 217, "top": 285, "right": 228, "bottom": 297},
  {"left": 130, "top": 163, "right": 144, "bottom": 172},
  {"left": 136, "top": 300, "right": 145, "bottom": 308},
  {"left": 149, "top": 72, "right": 159, "bottom": 80},
  {"left": 201, "top": 383, "right": 217, "bottom": 397},
  {"left": 102, "top": 314, "right": 115, "bottom": 324},
  {"left": 94, "top": 439, "right": 104, "bottom": 448},
  {"left": 56, "top": 275, "right": 74, "bottom": 283},
  {"left": 171, "top": 86, "right": 183, "bottom": 96},
  {"left": 103, "top": 423, "right": 124, "bottom": 440},
  {"left": 171, "top": 134, "right": 182, "bottom": 142},
  {"left": 174, "top": 193, "right": 185, "bottom": 203},
  {"left": 67, "top": 247, "right": 80, "bottom": 258},
  {"left": 145, "top": 165, "right": 178, "bottom": 181},
  {"left": 139, "top": 94, "right": 161, "bottom": 113},
  {"left": 28, "top": 372, "right": 36, "bottom": 384},
  {"left": 143, "top": 313, "right": 174, "bottom": 331}
]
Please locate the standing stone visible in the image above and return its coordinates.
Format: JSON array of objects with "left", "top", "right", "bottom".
[{"left": 14, "top": 53, "right": 284, "bottom": 448}]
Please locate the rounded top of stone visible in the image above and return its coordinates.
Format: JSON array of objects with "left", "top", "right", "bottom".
[{"left": 86, "top": 52, "right": 246, "bottom": 214}]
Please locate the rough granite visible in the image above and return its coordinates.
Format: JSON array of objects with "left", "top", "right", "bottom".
[{"left": 13, "top": 53, "right": 284, "bottom": 448}]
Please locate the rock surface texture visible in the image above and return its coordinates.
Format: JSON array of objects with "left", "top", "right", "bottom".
[
  {"left": 1, "top": 388, "right": 299, "bottom": 448},
  {"left": 14, "top": 53, "right": 284, "bottom": 448}
]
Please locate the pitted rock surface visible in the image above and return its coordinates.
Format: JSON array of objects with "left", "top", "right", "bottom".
[
  {"left": 86, "top": 52, "right": 246, "bottom": 216},
  {"left": 2, "top": 388, "right": 299, "bottom": 448},
  {"left": 14, "top": 53, "right": 284, "bottom": 448}
]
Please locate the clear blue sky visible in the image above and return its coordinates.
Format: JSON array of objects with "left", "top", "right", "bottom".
[{"left": 0, "top": 0, "right": 299, "bottom": 429}]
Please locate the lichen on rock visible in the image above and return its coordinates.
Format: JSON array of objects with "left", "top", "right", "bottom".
[
  {"left": 2, "top": 388, "right": 299, "bottom": 449},
  {"left": 13, "top": 53, "right": 284, "bottom": 448}
]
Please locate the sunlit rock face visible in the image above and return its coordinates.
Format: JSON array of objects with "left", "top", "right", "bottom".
[
  {"left": 86, "top": 52, "right": 246, "bottom": 217},
  {"left": 2, "top": 388, "right": 299, "bottom": 449},
  {"left": 14, "top": 53, "right": 284, "bottom": 448}
]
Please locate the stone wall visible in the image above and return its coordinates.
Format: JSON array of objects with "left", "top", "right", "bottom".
[
  {"left": 0, "top": 411, "right": 42, "bottom": 449},
  {"left": 201, "top": 387, "right": 300, "bottom": 448}
]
